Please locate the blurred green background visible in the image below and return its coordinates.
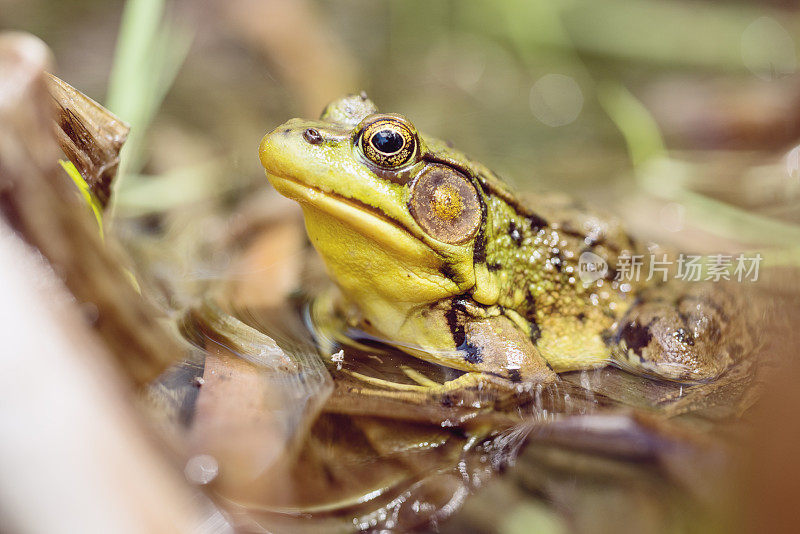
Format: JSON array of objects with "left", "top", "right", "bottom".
[{"left": 2, "top": 0, "right": 799, "bottom": 249}]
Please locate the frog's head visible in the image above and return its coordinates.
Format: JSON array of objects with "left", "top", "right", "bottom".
[{"left": 259, "top": 93, "right": 500, "bottom": 327}]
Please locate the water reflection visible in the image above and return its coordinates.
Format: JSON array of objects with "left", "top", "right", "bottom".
[{"left": 146, "top": 271, "right": 774, "bottom": 532}]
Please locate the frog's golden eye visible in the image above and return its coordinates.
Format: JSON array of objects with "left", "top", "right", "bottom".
[
  {"left": 358, "top": 115, "right": 418, "bottom": 169},
  {"left": 409, "top": 164, "right": 482, "bottom": 245}
]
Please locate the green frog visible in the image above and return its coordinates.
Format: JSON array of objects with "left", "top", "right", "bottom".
[{"left": 258, "top": 93, "right": 746, "bottom": 400}]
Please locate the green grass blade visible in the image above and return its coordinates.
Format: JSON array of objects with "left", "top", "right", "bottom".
[
  {"left": 105, "top": 0, "right": 193, "bottom": 210},
  {"left": 59, "top": 160, "right": 104, "bottom": 241}
]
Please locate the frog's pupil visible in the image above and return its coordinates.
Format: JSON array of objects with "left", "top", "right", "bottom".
[{"left": 372, "top": 129, "right": 404, "bottom": 154}]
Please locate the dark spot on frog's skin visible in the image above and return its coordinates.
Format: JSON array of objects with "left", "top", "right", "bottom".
[
  {"left": 303, "top": 128, "right": 323, "bottom": 144},
  {"left": 462, "top": 342, "right": 483, "bottom": 364},
  {"left": 487, "top": 262, "right": 502, "bottom": 272},
  {"left": 526, "top": 213, "right": 548, "bottom": 232},
  {"left": 445, "top": 296, "right": 484, "bottom": 364},
  {"left": 439, "top": 262, "right": 457, "bottom": 279},
  {"left": 508, "top": 221, "right": 524, "bottom": 246},
  {"left": 577, "top": 312, "right": 586, "bottom": 322},
  {"left": 440, "top": 393, "right": 455, "bottom": 407},
  {"left": 445, "top": 297, "right": 469, "bottom": 345},
  {"left": 523, "top": 288, "right": 540, "bottom": 325},
  {"left": 525, "top": 287, "right": 536, "bottom": 304},
  {"left": 473, "top": 232, "right": 487, "bottom": 263},
  {"left": 619, "top": 320, "right": 652, "bottom": 354},
  {"left": 472, "top": 196, "right": 489, "bottom": 265},
  {"left": 529, "top": 319, "right": 541, "bottom": 344},
  {"left": 507, "top": 369, "right": 522, "bottom": 383},
  {"left": 673, "top": 327, "right": 694, "bottom": 346},
  {"left": 551, "top": 251, "right": 564, "bottom": 273}
]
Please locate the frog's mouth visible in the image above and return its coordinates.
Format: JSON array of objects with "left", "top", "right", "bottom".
[{"left": 265, "top": 172, "right": 439, "bottom": 260}]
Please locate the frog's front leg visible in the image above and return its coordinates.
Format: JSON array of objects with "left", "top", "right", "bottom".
[
  {"left": 338, "top": 313, "right": 556, "bottom": 411},
  {"left": 392, "top": 313, "right": 557, "bottom": 407},
  {"left": 611, "top": 282, "right": 749, "bottom": 382},
  {"left": 442, "top": 313, "right": 558, "bottom": 395}
]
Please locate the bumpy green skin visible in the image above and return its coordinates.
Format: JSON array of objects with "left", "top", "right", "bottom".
[{"left": 259, "top": 94, "right": 744, "bottom": 393}]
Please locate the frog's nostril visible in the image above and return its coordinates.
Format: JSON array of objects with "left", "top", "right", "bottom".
[
  {"left": 259, "top": 131, "right": 281, "bottom": 170},
  {"left": 303, "top": 128, "right": 323, "bottom": 145}
]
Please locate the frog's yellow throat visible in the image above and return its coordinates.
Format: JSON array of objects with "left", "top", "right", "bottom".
[
  {"left": 265, "top": 171, "right": 435, "bottom": 262},
  {"left": 268, "top": 172, "right": 466, "bottom": 342}
]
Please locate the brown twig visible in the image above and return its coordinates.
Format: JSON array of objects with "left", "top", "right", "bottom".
[{"left": 0, "top": 32, "right": 180, "bottom": 386}]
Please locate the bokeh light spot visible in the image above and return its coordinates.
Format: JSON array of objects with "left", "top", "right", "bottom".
[
  {"left": 529, "top": 74, "right": 583, "bottom": 127},
  {"left": 741, "top": 17, "right": 796, "bottom": 81}
]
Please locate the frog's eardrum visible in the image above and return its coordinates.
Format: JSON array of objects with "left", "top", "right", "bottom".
[{"left": 409, "top": 164, "right": 482, "bottom": 245}]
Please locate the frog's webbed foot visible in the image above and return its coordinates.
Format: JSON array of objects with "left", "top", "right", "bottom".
[
  {"left": 337, "top": 312, "right": 558, "bottom": 410},
  {"left": 344, "top": 370, "right": 548, "bottom": 413},
  {"left": 610, "top": 282, "right": 750, "bottom": 382}
]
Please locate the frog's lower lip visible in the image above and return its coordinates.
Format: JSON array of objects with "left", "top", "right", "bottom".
[{"left": 265, "top": 173, "right": 438, "bottom": 257}]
